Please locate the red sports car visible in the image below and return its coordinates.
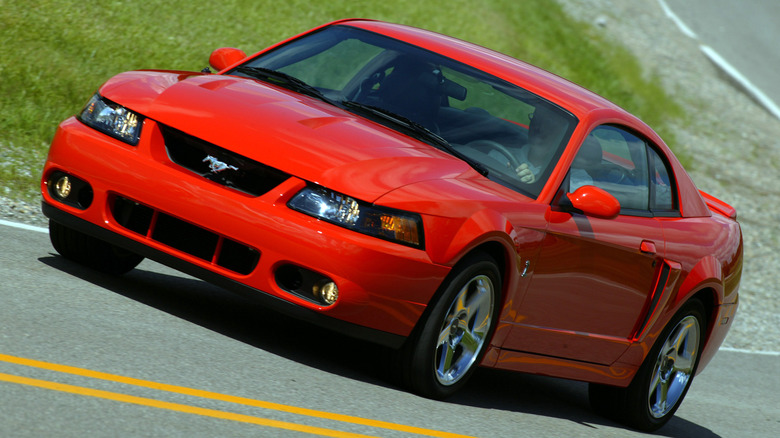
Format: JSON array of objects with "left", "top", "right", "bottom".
[{"left": 42, "top": 19, "right": 741, "bottom": 431}]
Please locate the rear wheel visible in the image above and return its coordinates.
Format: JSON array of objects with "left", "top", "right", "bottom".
[
  {"left": 49, "top": 220, "right": 143, "bottom": 275},
  {"left": 399, "top": 252, "right": 500, "bottom": 399},
  {"left": 589, "top": 299, "right": 706, "bottom": 432}
]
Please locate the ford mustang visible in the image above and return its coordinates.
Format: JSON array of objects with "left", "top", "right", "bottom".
[{"left": 41, "top": 19, "right": 742, "bottom": 431}]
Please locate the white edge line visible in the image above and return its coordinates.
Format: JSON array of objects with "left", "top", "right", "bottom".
[
  {"left": 657, "top": 0, "right": 698, "bottom": 39},
  {"left": 720, "top": 347, "right": 780, "bottom": 357},
  {"left": 3, "top": 219, "right": 779, "bottom": 356},
  {"left": 658, "top": 0, "right": 780, "bottom": 120},
  {"left": 0, "top": 219, "right": 48, "bottom": 234},
  {"left": 699, "top": 45, "right": 780, "bottom": 120}
]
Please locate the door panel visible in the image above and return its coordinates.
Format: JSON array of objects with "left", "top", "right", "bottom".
[{"left": 503, "top": 210, "right": 665, "bottom": 365}]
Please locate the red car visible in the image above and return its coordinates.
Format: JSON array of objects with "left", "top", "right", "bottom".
[{"left": 42, "top": 19, "right": 741, "bottom": 431}]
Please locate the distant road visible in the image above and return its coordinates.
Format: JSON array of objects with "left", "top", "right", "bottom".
[{"left": 663, "top": 0, "right": 780, "bottom": 118}]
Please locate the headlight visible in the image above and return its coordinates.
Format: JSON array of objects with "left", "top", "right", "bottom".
[
  {"left": 288, "top": 186, "right": 424, "bottom": 249},
  {"left": 78, "top": 94, "right": 144, "bottom": 145}
]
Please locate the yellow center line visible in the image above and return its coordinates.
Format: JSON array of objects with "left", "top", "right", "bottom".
[
  {"left": 0, "top": 353, "right": 475, "bottom": 438},
  {"left": 0, "top": 372, "right": 372, "bottom": 438}
]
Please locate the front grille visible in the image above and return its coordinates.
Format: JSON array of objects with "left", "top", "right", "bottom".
[
  {"left": 111, "top": 195, "right": 260, "bottom": 275},
  {"left": 160, "top": 125, "right": 290, "bottom": 197}
]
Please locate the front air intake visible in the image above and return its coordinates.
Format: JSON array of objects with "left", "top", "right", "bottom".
[{"left": 111, "top": 195, "right": 259, "bottom": 275}]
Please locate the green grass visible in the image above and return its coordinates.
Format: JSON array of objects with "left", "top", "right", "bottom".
[{"left": 1, "top": 0, "right": 684, "bottom": 201}]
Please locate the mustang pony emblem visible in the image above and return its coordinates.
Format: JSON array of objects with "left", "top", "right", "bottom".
[{"left": 203, "top": 155, "right": 238, "bottom": 173}]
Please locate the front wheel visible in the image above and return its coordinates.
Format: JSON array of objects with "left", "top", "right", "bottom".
[
  {"left": 399, "top": 252, "right": 501, "bottom": 399},
  {"left": 49, "top": 220, "right": 144, "bottom": 275},
  {"left": 589, "top": 299, "right": 706, "bottom": 432}
]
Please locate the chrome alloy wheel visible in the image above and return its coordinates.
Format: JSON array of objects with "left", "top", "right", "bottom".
[
  {"left": 434, "top": 274, "right": 495, "bottom": 386},
  {"left": 648, "top": 315, "right": 701, "bottom": 418}
]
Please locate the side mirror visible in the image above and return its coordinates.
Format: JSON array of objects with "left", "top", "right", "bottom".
[
  {"left": 208, "top": 47, "right": 247, "bottom": 72},
  {"left": 566, "top": 185, "right": 620, "bottom": 219}
]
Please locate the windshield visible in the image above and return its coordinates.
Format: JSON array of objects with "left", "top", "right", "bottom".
[{"left": 233, "top": 25, "right": 577, "bottom": 198}]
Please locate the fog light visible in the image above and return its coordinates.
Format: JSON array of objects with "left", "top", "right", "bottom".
[
  {"left": 46, "top": 171, "right": 94, "bottom": 209},
  {"left": 314, "top": 280, "right": 339, "bottom": 305},
  {"left": 54, "top": 175, "right": 72, "bottom": 199}
]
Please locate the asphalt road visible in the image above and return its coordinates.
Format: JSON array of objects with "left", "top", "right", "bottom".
[
  {"left": 664, "top": 0, "right": 780, "bottom": 118},
  {"left": 1, "top": 221, "right": 778, "bottom": 437}
]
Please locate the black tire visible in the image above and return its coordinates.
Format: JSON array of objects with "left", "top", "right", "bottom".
[
  {"left": 399, "top": 252, "right": 501, "bottom": 399},
  {"left": 49, "top": 220, "right": 144, "bottom": 275},
  {"left": 589, "top": 299, "right": 707, "bottom": 432}
]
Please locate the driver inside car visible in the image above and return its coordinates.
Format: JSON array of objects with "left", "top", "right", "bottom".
[
  {"left": 568, "top": 135, "right": 603, "bottom": 191},
  {"left": 514, "top": 104, "right": 570, "bottom": 184}
]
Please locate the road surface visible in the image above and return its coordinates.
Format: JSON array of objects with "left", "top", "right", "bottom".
[{"left": 1, "top": 221, "right": 778, "bottom": 437}]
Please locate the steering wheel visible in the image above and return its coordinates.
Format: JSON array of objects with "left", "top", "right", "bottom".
[{"left": 466, "top": 139, "right": 521, "bottom": 169}]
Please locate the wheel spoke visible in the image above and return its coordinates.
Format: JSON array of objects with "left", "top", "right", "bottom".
[
  {"left": 668, "top": 321, "right": 691, "bottom": 351},
  {"left": 652, "top": 377, "right": 671, "bottom": 415},
  {"left": 437, "top": 312, "right": 455, "bottom": 347},
  {"left": 464, "top": 279, "right": 491, "bottom": 313},
  {"left": 453, "top": 285, "right": 469, "bottom": 314},
  {"left": 678, "top": 335, "right": 698, "bottom": 372},
  {"left": 649, "top": 365, "right": 663, "bottom": 397},
  {"left": 437, "top": 340, "right": 456, "bottom": 378},
  {"left": 674, "top": 351, "right": 695, "bottom": 373},
  {"left": 458, "top": 322, "right": 480, "bottom": 354},
  {"left": 673, "top": 318, "right": 698, "bottom": 372},
  {"left": 465, "top": 280, "right": 491, "bottom": 328}
]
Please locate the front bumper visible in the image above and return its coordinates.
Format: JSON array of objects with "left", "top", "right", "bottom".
[{"left": 41, "top": 116, "right": 452, "bottom": 348}]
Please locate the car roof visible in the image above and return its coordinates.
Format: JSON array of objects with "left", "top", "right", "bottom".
[{"left": 336, "top": 19, "right": 623, "bottom": 117}]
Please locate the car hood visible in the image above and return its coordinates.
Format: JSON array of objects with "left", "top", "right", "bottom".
[{"left": 99, "top": 70, "right": 476, "bottom": 203}]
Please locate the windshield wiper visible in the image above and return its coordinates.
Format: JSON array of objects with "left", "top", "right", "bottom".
[
  {"left": 234, "top": 66, "right": 332, "bottom": 104},
  {"left": 340, "top": 100, "right": 488, "bottom": 177}
]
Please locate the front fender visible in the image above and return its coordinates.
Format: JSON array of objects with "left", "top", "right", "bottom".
[{"left": 426, "top": 208, "right": 517, "bottom": 266}]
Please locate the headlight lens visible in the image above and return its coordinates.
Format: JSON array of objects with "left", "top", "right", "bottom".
[
  {"left": 78, "top": 94, "right": 144, "bottom": 145},
  {"left": 288, "top": 186, "right": 424, "bottom": 249}
]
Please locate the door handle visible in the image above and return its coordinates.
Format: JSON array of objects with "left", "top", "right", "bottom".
[{"left": 640, "top": 240, "right": 657, "bottom": 254}]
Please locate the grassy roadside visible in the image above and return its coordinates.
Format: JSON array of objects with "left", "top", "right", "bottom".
[{"left": 1, "top": 0, "right": 683, "bottom": 201}]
